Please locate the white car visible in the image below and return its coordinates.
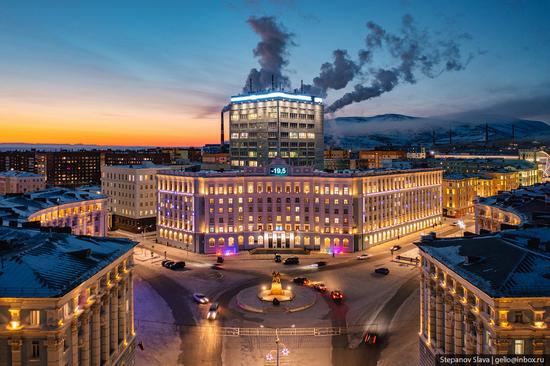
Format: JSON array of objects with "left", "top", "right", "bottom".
[
  {"left": 192, "top": 293, "right": 210, "bottom": 304},
  {"left": 357, "top": 254, "right": 369, "bottom": 260}
]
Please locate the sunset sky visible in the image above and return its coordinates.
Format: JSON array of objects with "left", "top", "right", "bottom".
[{"left": 1, "top": 0, "right": 549, "bottom": 147}]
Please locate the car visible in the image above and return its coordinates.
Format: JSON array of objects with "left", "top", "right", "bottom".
[
  {"left": 313, "top": 282, "right": 327, "bottom": 292},
  {"left": 357, "top": 254, "right": 369, "bottom": 260},
  {"left": 162, "top": 260, "right": 174, "bottom": 268},
  {"left": 374, "top": 267, "right": 390, "bottom": 275},
  {"left": 283, "top": 257, "right": 299, "bottom": 265},
  {"left": 293, "top": 277, "right": 308, "bottom": 285},
  {"left": 330, "top": 290, "right": 344, "bottom": 303},
  {"left": 192, "top": 293, "right": 210, "bottom": 304},
  {"left": 314, "top": 261, "right": 327, "bottom": 267},
  {"left": 364, "top": 332, "right": 378, "bottom": 345},
  {"left": 390, "top": 245, "right": 401, "bottom": 252},
  {"left": 211, "top": 263, "right": 224, "bottom": 270},
  {"left": 206, "top": 303, "right": 219, "bottom": 320},
  {"left": 274, "top": 254, "right": 282, "bottom": 263},
  {"left": 169, "top": 261, "right": 186, "bottom": 270}
]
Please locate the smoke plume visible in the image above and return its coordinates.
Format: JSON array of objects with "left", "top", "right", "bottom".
[
  {"left": 243, "top": 16, "right": 295, "bottom": 92},
  {"left": 325, "top": 14, "right": 472, "bottom": 113}
]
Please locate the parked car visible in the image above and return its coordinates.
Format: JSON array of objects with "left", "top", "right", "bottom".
[
  {"left": 207, "top": 303, "right": 220, "bottom": 320},
  {"left": 169, "top": 261, "right": 186, "bottom": 270},
  {"left": 216, "top": 256, "right": 224, "bottom": 263},
  {"left": 390, "top": 245, "right": 401, "bottom": 252},
  {"left": 192, "top": 293, "right": 210, "bottom": 304},
  {"left": 283, "top": 257, "right": 299, "bottom": 265},
  {"left": 374, "top": 267, "right": 390, "bottom": 275},
  {"left": 356, "top": 254, "right": 369, "bottom": 260},
  {"left": 162, "top": 260, "right": 174, "bottom": 268},
  {"left": 274, "top": 254, "right": 282, "bottom": 263},
  {"left": 293, "top": 277, "right": 308, "bottom": 285},
  {"left": 313, "top": 282, "right": 327, "bottom": 292},
  {"left": 211, "top": 263, "right": 224, "bottom": 270},
  {"left": 330, "top": 290, "right": 344, "bottom": 303}
]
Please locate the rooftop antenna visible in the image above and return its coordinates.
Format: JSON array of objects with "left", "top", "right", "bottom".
[
  {"left": 300, "top": 80, "right": 304, "bottom": 94},
  {"left": 271, "top": 75, "right": 275, "bottom": 90}
]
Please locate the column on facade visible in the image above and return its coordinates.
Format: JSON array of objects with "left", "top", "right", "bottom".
[
  {"left": 129, "top": 271, "right": 135, "bottom": 337},
  {"left": 428, "top": 283, "right": 437, "bottom": 345},
  {"left": 453, "top": 302, "right": 463, "bottom": 354},
  {"left": 71, "top": 320, "right": 79, "bottom": 366},
  {"left": 91, "top": 303, "right": 101, "bottom": 366},
  {"left": 118, "top": 278, "right": 128, "bottom": 345},
  {"left": 476, "top": 321, "right": 484, "bottom": 354},
  {"left": 80, "top": 312, "right": 91, "bottom": 366},
  {"left": 435, "top": 288, "right": 444, "bottom": 351},
  {"left": 419, "top": 272, "right": 425, "bottom": 336},
  {"left": 101, "top": 295, "right": 110, "bottom": 364},
  {"left": 8, "top": 338, "right": 22, "bottom": 366},
  {"left": 46, "top": 336, "right": 64, "bottom": 366},
  {"left": 464, "top": 313, "right": 476, "bottom": 354},
  {"left": 110, "top": 287, "right": 119, "bottom": 353},
  {"left": 444, "top": 296, "right": 454, "bottom": 353}
]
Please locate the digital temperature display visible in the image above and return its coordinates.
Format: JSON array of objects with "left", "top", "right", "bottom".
[{"left": 269, "top": 167, "right": 288, "bottom": 176}]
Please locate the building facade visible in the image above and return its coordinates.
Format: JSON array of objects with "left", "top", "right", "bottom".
[
  {"left": 442, "top": 174, "right": 478, "bottom": 218},
  {"left": 0, "top": 188, "right": 108, "bottom": 236},
  {"left": 157, "top": 160, "right": 443, "bottom": 254},
  {"left": 324, "top": 149, "right": 351, "bottom": 171},
  {"left": 0, "top": 227, "right": 136, "bottom": 366},
  {"left": 355, "top": 150, "right": 406, "bottom": 169},
  {"left": 228, "top": 92, "right": 324, "bottom": 169},
  {"left": 101, "top": 164, "right": 181, "bottom": 233},
  {"left": 417, "top": 229, "right": 550, "bottom": 365},
  {"left": 0, "top": 171, "right": 46, "bottom": 195}
]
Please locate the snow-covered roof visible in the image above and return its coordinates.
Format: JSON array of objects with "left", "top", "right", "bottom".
[
  {"left": 0, "top": 170, "right": 44, "bottom": 178},
  {"left": 0, "top": 187, "right": 106, "bottom": 225},
  {"left": 0, "top": 227, "right": 137, "bottom": 298},
  {"left": 417, "top": 228, "right": 550, "bottom": 298}
]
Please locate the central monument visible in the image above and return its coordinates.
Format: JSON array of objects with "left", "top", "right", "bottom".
[{"left": 258, "top": 271, "right": 294, "bottom": 302}]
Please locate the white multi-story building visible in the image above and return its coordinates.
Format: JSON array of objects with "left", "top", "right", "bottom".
[
  {"left": 157, "top": 160, "right": 443, "bottom": 254},
  {"left": 101, "top": 163, "right": 185, "bottom": 233},
  {"left": 228, "top": 91, "right": 324, "bottom": 169},
  {"left": 0, "top": 226, "right": 137, "bottom": 366},
  {"left": 0, "top": 171, "right": 46, "bottom": 195},
  {"left": 0, "top": 188, "right": 107, "bottom": 236}
]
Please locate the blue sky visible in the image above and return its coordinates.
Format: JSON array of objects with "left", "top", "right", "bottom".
[{"left": 0, "top": 0, "right": 549, "bottom": 145}]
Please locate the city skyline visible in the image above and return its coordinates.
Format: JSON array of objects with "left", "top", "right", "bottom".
[{"left": 1, "top": 0, "right": 550, "bottom": 146}]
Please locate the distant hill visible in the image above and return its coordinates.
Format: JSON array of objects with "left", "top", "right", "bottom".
[{"left": 324, "top": 113, "right": 550, "bottom": 149}]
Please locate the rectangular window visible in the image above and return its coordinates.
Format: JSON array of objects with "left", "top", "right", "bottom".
[
  {"left": 31, "top": 341, "right": 40, "bottom": 359},
  {"left": 30, "top": 310, "right": 40, "bottom": 326},
  {"left": 514, "top": 339, "right": 524, "bottom": 354}
]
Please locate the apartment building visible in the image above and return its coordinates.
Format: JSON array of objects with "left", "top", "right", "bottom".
[
  {"left": 0, "top": 171, "right": 46, "bottom": 195},
  {"left": 0, "top": 226, "right": 137, "bottom": 366},
  {"left": 157, "top": 159, "right": 443, "bottom": 254}
]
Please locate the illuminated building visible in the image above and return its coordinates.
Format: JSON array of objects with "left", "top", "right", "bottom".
[
  {"left": 355, "top": 149, "right": 406, "bottom": 169},
  {"left": 417, "top": 228, "right": 550, "bottom": 365},
  {"left": 0, "top": 226, "right": 136, "bottom": 366},
  {"left": 228, "top": 91, "right": 324, "bottom": 169},
  {"left": 157, "top": 159, "right": 442, "bottom": 254},
  {"left": 0, "top": 171, "right": 46, "bottom": 194},
  {"left": 101, "top": 163, "right": 185, "bottom": 233},
  {"left": 0, "top": 188, "right": 107, "bottom": 236},
  {"left": 442, "top": 174, "right": 478, "bottom": 218},
  {"left": 323, "top": 149, "right": 351, "bottom": 171},
  {"left": 475, "top": 182, "right": 550, "bottom": 234}
]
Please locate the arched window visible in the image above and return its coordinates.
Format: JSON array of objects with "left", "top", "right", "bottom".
[
  {"left": 218, "top": 237, "right": 225, "bottom": 246},
  {"left": 343, "top": 238, "right": 349, "bottom": 247},
  {"left": 178, "top": 233, "right": 183, "bottom": 241},
  {"left": 183, "top": 234, "right": 188, "bottom": 243},
  {"left": 238, "top": 235, "right": 244, "bottom": 245},
  {"left": 228, "top": 237, "right": 234, "bottom": 246},
  {"left": 324, "top": 237, "right": 330, "bottom": 247},
  {"left": 248, "top": 236, "right": 255, "bottom": 245},
  {"left": 334, "top": 238, "right": 340, "bottom": 247},
  {"left": 208, "top": 238, "right": 215, "bottom": 247},
  {"left": 294, "top": 236, "right": 301, "bottom": 245},
  {"left": 258, "top": 236, "right": 264, "bottom": 245},
  {"left": 168, "top": 231, "right": 173, "bottom": 240},
  {"left": 188, "top": 235, "right": 193, "bottom": 243}
]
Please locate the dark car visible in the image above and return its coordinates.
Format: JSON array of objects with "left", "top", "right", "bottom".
[
  {"left": 216, "top": 256, "right": 224, "bottom": 263},
  {"left": 315, "top": 261, "right": 327, "bottom": 267},
  {"left": 284, "top": 257, "right": 299, "bottom": 265},
  {"left": 390, "top": 245, "right": 401, "bottom": 252},
  {"left": 207, "top": 302, "right": 220, "bottom": 320},
  {"left": 169, "top": 261, "right": 186, "bottom": 270},
  {"left": 274, "top": 254, "right": 282, "bottom": 263},
  {"left": 330, "top": 290, "right": 344, "bottom": 303},
  {"left": 293, "top": 277, "right": 308, "bottom": 285},
  {"left": 162, "top": 260, "right": 174, "bottom": 268},
  {"left": 374, "top": 267, "right": 390, "bottom": 275}
]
